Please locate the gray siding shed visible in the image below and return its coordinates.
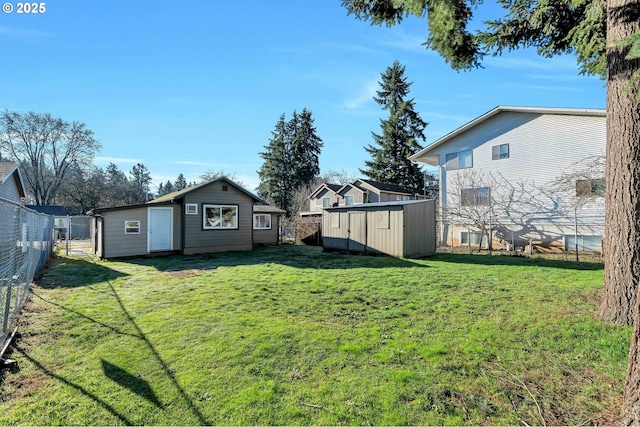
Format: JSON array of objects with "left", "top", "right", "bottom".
[{"left": 322, "top": 200, "right": 436, "bottom": 258}]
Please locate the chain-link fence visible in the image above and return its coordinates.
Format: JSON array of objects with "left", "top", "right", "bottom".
[
  {"left": 55, "top": 215, "right": 94, "bottom": 256},
  {"left": 1, "top": 198, "right": 54, "bottom": 352}
]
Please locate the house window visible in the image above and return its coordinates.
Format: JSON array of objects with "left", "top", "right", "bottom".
[
  {"left": 345, "top": 195, "right": 354, "bottom": 206},
  {"left": 445, "top": 150, "right": 473, "bottom": 170},
  {"left": 125, "top": 220, "right": 141, "bottom": 234},
  {"left": 185, "top": 203, "right": 198, "bottom": 215},
  {"left": 492, "top": 143, "right": 509, "bottom": 160},
  {"left": 461, "top": 187, "right": 491, "bottom": 206},
  {"left": 253, "top": 214, "right": 271, "bottom": 229},
  {"left": 203, "top": 205, "right": 238, "bottom": 229},
  {"left": 461, "top": 231, "right": 482, "bottom": 245},
  {"left": 576, "top": 178, "right": 605, "bottom": 197},
  {"left": 322, "top": 197, "right": 330, "bottom": 208}
]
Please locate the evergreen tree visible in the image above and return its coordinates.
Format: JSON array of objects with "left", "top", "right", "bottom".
[
  {"left": 129, "top": 163, "right": 152, "bottom": 203},
  {"left": 174, "top": 173, "right": 187, "bottom": 191},
  {"left": 258, "top": 110, "right": 323, "bottom": 215},
  {"left": 104, "top": 162, "right": 131, "bottom": 207},
  {"left": 360, "top": 61, "right": 427, "bottom": 192},
  {"left": 258, "top": 114, "right": 291, "bottom": 211},
  {"left": 290, "top": 109, "right": 323, "bottom": 188}
]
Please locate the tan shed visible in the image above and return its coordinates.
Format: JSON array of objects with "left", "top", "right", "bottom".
[{"left": 322, "top": 199, "right": 436, "bottom": 258}]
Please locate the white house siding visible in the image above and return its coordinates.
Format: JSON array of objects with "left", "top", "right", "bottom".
[{"left": 412, "top": 108, "right": 605, "bottom": 251}]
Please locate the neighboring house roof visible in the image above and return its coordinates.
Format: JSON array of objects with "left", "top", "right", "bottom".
[
  {"left": 150, "top": 176, "right": 262, "bottom": 204},
  {"left": 309, "top": 183, "right": 342, "bottom": 199},
  {"left": 339, "top": 179, "right": 416, "bottom": 196},
  {"left": 410, "top": 105, "right": 606, "bottom": 163},
  {"left": 0, "top": 161, "right": 26, "bottom": 198},
  {"left": 26, "top": 205, "right": 69, "bottom": 216},
  {"left": 253, "top": 203, "right": 286, "bottom": 214},
  {"left": 324, "top": 199, "right": 431, "bottom": 210}
]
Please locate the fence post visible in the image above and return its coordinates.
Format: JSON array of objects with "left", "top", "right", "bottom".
[{"left": 574, "top": 206, "right": 579, "bottom": 262}]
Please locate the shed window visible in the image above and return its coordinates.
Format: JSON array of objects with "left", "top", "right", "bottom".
[
  {"left": 125, "top": 220, "right": 141, "bottom": 234},
  {"left": 203, "top": 205, "right": 238, "bottom": 229},
  {"left": 492, "top": 143, "right": 510, "bottom": 160},
  {"left": 253, "top": 214, "right": 271, "bottom": 229},
  {"left": 331, "top": 212, "right": 340, "bottom": 228},
  {"left": 376, "top": 211, "right": 390, "bottom": 229},
  {"left": 345, "top": 195, "right": 354, "bottom": 206},
  {"left": 185, "top": 203, "right": 198, "bottom": 215},
  {"left": 322, "top": 197, "right": 330, "bottom": 208}
]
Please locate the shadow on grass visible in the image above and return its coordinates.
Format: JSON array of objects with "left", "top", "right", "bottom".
[
  {"left": 20, "top": 282, "right": 210, "bottom": 425},
  {"left": 12, "top": 345, "right": 135, "bottom": 426},
  {"left": 432, "top": 252, "right": 604, "bottom": 271},
  {"left": 120, "top": 244, "right": 430, "bottom": 272},
  {"left": 37, "top": 256, "right": 129, "bottom": 289},
  {"left": 101, "top": 359, "right": 163, "bottom": 408}
]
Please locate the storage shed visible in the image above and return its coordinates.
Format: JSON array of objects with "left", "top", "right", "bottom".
[{"left": 322, "top": 199, "right": 436, "bottom": 258}]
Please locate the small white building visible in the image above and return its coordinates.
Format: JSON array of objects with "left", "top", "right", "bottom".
[{"left": 410, "top": 106, "right": 606, "bottom": 252}]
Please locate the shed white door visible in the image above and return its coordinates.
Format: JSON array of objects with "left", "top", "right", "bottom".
[{"left": 148, "top": 207, "right": 173, "bottom": 252}]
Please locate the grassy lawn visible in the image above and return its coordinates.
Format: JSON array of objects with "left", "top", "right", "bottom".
[{"left": 0, "top": 245, "right": 630, "bottom": 425}]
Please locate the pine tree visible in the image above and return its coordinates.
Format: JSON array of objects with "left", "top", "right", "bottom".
[
  {"left": 258, "top": 111, "right": 323, "bottom": 216},
  {"left": 360, "top": 61, "right": 427, "bottom": 193},
  {"left": 174, "top": 173, "right": 187, "bottom": 191},
  {"left": 291, "top": 109, "right": 323, "bottom": 188},
  {"left": 129, "top": 163, "right": 152, "bottom": 203}
]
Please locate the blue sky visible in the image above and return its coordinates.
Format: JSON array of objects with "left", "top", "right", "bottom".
[{"left": 1, "top": 0, "right": 606, "bottom": 192}]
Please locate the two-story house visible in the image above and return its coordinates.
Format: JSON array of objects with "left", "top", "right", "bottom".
[{"left": 410, "top": 106, "right": 606, "bottom": 252}]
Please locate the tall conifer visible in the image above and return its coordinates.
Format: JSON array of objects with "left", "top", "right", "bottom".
[{"left": 360, "top": 61, "right": 427, "bottom": 192}]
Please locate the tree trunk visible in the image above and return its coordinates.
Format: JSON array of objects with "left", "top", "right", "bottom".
[
  {"left": 599, "top": 0, "right": 640, "bottom": 328},
  {"left": 604, "top": 0, "right": 640, "bottom": 423}
]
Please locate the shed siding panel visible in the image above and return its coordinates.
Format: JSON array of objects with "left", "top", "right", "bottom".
[
  {"left": 182, "top": 182, "right": 253, "bottom": 254},
  {"left": 403, "top": 201, "right": 436, "bottom": 257},
  {"left": 365, "top": 207, "right": 404, "bottom": 257}
]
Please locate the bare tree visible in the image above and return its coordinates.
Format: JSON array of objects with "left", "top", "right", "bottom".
[
  {"left": 0, "top": 110, "right": 101, "bottom": 205},
  {"left": 445, "top": 170, "right": 556, "bottom": 251},
  {"left": 199, "top": 169, "right": 245, "bottom": 186}
]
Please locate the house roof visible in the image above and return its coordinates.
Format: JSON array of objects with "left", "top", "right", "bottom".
[
  {"left": 149, "top": 176, "right": 262, "bottom": 204},
  {"left": 309, "top": 182, "right": 342, "bottom": 199},
  {"left": 94, "top": 177, "right": 264, "bottom": 215},
  {"left": 339, "top": 179, "right": 416, "bottom": 195},
  {"left": 409, "top": 105, "right": 606, "bottom": 163},
  {"left": 253, "top": 203, "right": 286, "bottom": 214},
  {"left": 324, "top": 199, "right": 432, "bottom": 210},
  {"left": 26, "top": 205, "right": 69, "bottom": 216},
  {"left": 0, "top": 161, "right": 26, "bottom": 198}
]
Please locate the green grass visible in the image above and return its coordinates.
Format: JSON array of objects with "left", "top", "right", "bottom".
[{"left": 0, "top": 245, "right": 630, "bottom": 425}]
